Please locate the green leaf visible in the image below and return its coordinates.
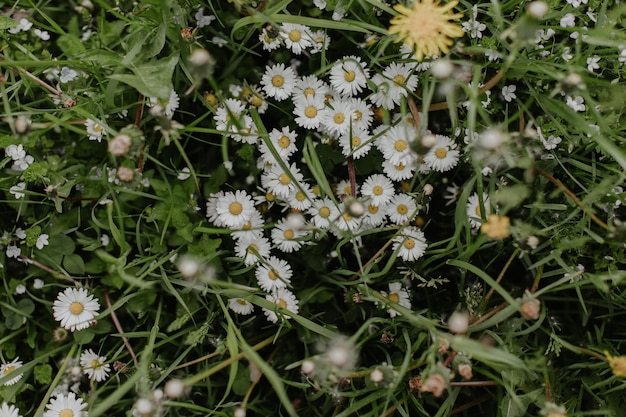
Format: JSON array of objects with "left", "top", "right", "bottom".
[
  {"left": 109, "top": 54, "right": 179, "bottom": 99},
  {"left": 57, "top": 33, "right": 87, "bottom": 57},
  {"left": 34, "top": 364, "right": 53, "bottom": 385},
  {"left": 73, "top": 328, "right": 95, "bottom": 344},
  {"left": 63, "top": 254, "right": 85, "bottom": 275},
  {"left": 0, "top": 17, "right": 18, "bottom": 30}
]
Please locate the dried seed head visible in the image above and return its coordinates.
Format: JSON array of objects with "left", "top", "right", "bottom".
[
  {"left": 109, "top": 134, "right": 132, "bottom": 156},
  {"left": 420, "top": 373, "right": 447, "bottom": 397},
  {"left": 457, "top": 363, "right": 473, "bottom": 380},
  {"left": 116, "top": 166, "right": 135, "bottom": 182},
  {"left": 527, "top": 1, "right": 548, "bottom": 19}
]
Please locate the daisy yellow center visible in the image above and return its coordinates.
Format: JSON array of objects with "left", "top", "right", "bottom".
[
  {"left": 394, "top": 140, "right": 407, "bottom": 152},
  {"left": 303, "top": 87, "right": 315, "bottom": 97},
  {"left": 368, "top": 205, "right": 379, "bottom": 214},
  {"left": 278, "top": 136, "right": 291, "bottom": 148},
  {"left": 91, "top": 359, "right": 102, "bottom": 370},
  {"left": 241, "top": 88, "right": 252, "bottom": 99},
  {"left": 242, "top": 221, "right": 252, "bottom": 231},
  {"left": 70, "top": 302, "right": 84, "bottom": 315},
  {"left": 250, "top": 96, "right": 263, "bottom": 107},
  {"left": 394, "top": 74, "right": 406, "bottom": 85},
  {"left": 247, "top": 243, "right": 259, "bottom": 254},
  {"left": 312, "top": 185, "right": 321, "bottom": 195},
  {"left": 388, "top": 293, "right": 400, "bottom": 303},
  {"left": 344, "top": 71, "right": 356, "bottom": 82},
  {"left": 372, "top": 185, "right": 384, "bottom": 196},
  {"left": 284, "top": 229, "right": 295, "bottom": 239},
  {"left": 320, "top": 207, "right": 331, "bottom": 218},
  {"left": 229, "top": 202, "right": 243, "bottom": 215},
  {"left": 266, "top": 192, "right": 275, "bottom": 202},
  {"left": 236, "top": 298, "right": 247, "bottom": 305},
  {"left": 354, "top": 110, "right": 363, "bottom": 120},
  {"left": 395, "top": 163, "right": 406, "bottom": 171},
  {"left": 305, "top": 106, "right": 318, "bottom": 118},
  {"left": 397, "top": 204, "right": 408, "bottom": 215},
  {"left": 277, "top": 299, "right": 288, "bottom": 309},
  {"left": 343, "top": 212, "right": 352, "bottom": 221},
  {"left": 4, "top": 366, "right": 14, "bottom": 374},
  {"left": 59, "top": 410, "right": 74, "bottom": 417},
  {"left": 404, "top": 238, "right": 416, "bottom": 249},
  {"left": 271, "top": 75, "right": 284, "bottom": 88},
  {"left": 268, "top": 269, "right": 277, "bottom": 280},
  {"left": 388, "top": 0, "right": 464, "bottom": 62},
  {"left": 296, "top": 191, "right": 306, "bottom": 201},
  {"left": 475, "top": 206, "right": 481, "bottom": 216},
  {"left": 333, "top": 113, "right": 345, "bottom": 124},
  {"left": 351, "top": 136, "right": 361, "bottom": 147},
  {"left": 279, "top": 173, "right": 291, "bottom": 185},
  {"left": 289, "top": 30, "right": 301, "bottom": 42},
  {"left": 264, "top": 34, "right": 272, "bottom": 43},
  {"left": 93, "top": 124, "right": 103, "bottom": 133},
  {"left": 435, "top": 147, "right": 447, "bottom": 159}
]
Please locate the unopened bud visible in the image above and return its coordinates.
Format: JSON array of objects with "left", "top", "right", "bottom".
[
  {"left": 370, "top": 368, "right": 384, "bottom": 383},
  {"left": 458, "top": 363, "right": 473, "bottom": 380},
  {"left": 15, "top": 116, "right": 31, "bottom": 135},
  {"left": 301, "top": 359, "right": 316, "bottom": 374},
  {"left": 345, "top": 199, "right": 365, "bottom": 217},
  {"left": 448, "top": 311, "right": 469, "bottom": 334},
  {"left": 189, "top": 48, "right": 211, "bottom": 67},
  {"left": 134, "top": 398, "right": 153, "bottom": 416},
  {"left": 479, "top": 129, "right": 505, "bottom": 150},
  {"left": 164, "top": 378, "right": 186, "bottom": 398},
  {"left": 109, "top": 134, "right": 132, "bottom": 156},
  {"left": 423, "top": 184, "right": 434, "bottom": 196},
  {"left": 521, "top": 291, "right": 541, "bottom": 320},
  {"left": 527, "top": 1, "right": 548, "bottom": 19},
  {"left": 234, "top": 408, "right": 246, "bottom": 417},
  {"left": 421, "top": 134, "right": 437, "bottom": 149},
  {"left": 116, "top": 166, "right": 135, "bottom": 182},
  {"left": 431, "top": 60, "right": 454, "bottom": 79},
  {"left": 526, "top": 235, "right": 539, "bottom": 249}
]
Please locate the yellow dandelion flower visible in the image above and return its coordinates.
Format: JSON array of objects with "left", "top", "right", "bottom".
[
  {"left": 388, "top": 0, "right": 464, "bottom": 62},
  {"left": 605, "top": 351, "right": 626, "bottom": 377},
  {"left": 480, "top": 214, "right": 511, "bottom": 240}
]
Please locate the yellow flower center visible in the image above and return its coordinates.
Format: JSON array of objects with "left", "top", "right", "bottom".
[
  {"left": 247, "top": 243, "right": 259, "bottom": 254},
  {"left": 278, "top": 135, "right": 291, "bottom": 148},
  {"left": 271, "top": 75, "right": 284, "bottom": 87},
  {"left": 277, "top": 299, "right": 288, "bottom": 308},
  {"left": 312, "top": 185, "right": 321, "bottom": 196},
  {"left": 268, "top": 269, "right": 277, "bottom": 280},
  {"left": 236, "top": 298, "right": 248, "bottom": 305},
  {"left": 289, "top": 29, "right": 301, "bottom": 42},
  {"left": 397, "top": 204, "right": 408, "bottom": 215},
  {"left": 279, "top": 173, "right": 291, "bottom": 185},
  {"left": 284, "top": 229, "right": 295, "bottom": 239},
  {"left": 229, "top": 202, "right": 243, "bottom": 215},
  {"left": 388, "top": 293, "right": 400, "bottom": 303},
  {"left": 404, "top": 238, "right": 415, "bottom": 249},
  {"left": 435, "top": 147, "right": 447, "bottom": 159},
  {"left": 394, "top": 140, "right": 407, "bottom": 152},
  {"left": 368, "top": 205, "right": 379, "bottom": 214},
  {"left": 343, "top": 212, "right": 352, "bottom": 221},
  {"left": 344, "top": 70, "right": 356, "bottom": 82},
  {"left": 333, "top": 113, "right": 345, "bottom": 124},
  {"left": 70, "top": 302, "right": 84, "bottom": 315},
  {"left": 303, "top": 87, "right": 315, "bottom": 97},
  {"left": 372, "top": 185, "right": 384, "bottom": 196},
  {"left": 266, "top": 192, "right": 275, "bottom": 202},
  {"left": 351, "top": 136, "right": 361, "bottom": 147},
  {"left": 295, "top": 191, "right": 306, "bottom": 202},
  {"left": 250, "top": 96, "right": 263, "bottom": 107},
  {"left": 91, "top": 359, "right": 102, "bottom": 370},
  {"left": 395, "top": 162, "right": 406, "bottom": 171},
  {"left": 394, "top": 74, "right": 406, "bottom": 85},
  {"left": 242, "top": 221, "right": 252, "bottom": 231},
  {"left": 475, "top": 206, "right": 481, "bottom": 216},
  {"left": 304, "top": 106, "right": 318, "bottom": 118},
  {"left": 59, "top": 410, "right": 74, "bottom": 417},
  {"left": 354, "top": 110, "right": 363, "bottom": 120},
  {"left": 320, "top": 207, "right": 331, "bottom": 218},
  {"left": 4, "top": 365, "right": 14, "bottom": 374}
]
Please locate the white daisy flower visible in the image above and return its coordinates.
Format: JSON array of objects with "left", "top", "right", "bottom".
[
  {"left": 423, "top": 135, "right": 460, "bottom": 172},
  {"left": 0, "top": 402, "right": 22, "bottom": 417},
  {"left": 386, "top": 194, "right": 418, "bottom": 225},
  {"left": 261, "top": 63, "right": 297, "bottom": 101},
  {"left": 294, "top": 95, "right": 325, "bottom": 130},
  {"left": 376, "top": 123, "right": 418, "bottom": 166},
  {"left": 234, "top": 235, "right": 271, "bottom": 266},
  {"left": 230, "top": 209, "right": 265, "bottom": 241},
  {"left": 382, "top": 159, "right": 416, "bottom": 182},
  {"left": 53, "top": 287, "right": 100, "bottom": 332},
  {"left": 393, "top": 226, "right": 427, "bottom": 261},
  {"left": 206, "top": 191, "right": 225, "bottom": 226},
  {"left": 271, "top": 219, "right": 308, "bottom": 253},
  {"left": 285, "top": 182, "right": 316, "bottom": 211},
  {"left": 308, "top": 197, "right": 341, "bottom": 230},
  {"left": 256, "top": 256, "right": 293, "bottom": 292},
  {"left": 263, "top": 288, "right": 299, "bottom": 323},
  {"left": 259, "top": 28, "right": 281, "bottom": 51},
  {"left": 336, "top": 179, "right": 357, "bottom": 199},
  {"left": 292, "top": 75, "right": 329, "bottom": 104},
  {"left": 320, "top": 100, "right": 354, "bottom": 137},
  {"left": 259, "top": 127, "right": 298, "bottom": 164},
  {"left": 362, "top": 202, "right": 387, "bottom": 227},
  {"left": 149, "top": 90, "right": 180, "bottom": 117},
  {"left": 332, "top": 211, "right": 361, "bottom": 233},
  {"left": 281, "top": 23, "right": 312, "bottom": 55},
  {"left": 379, "top": 282, "right": 411, "bottom": 318},
  {"left": 214, "top": 98, "right": 247, "bottom": 135},
  {"left": 80, "top": 349, "right": 111, "bottom": 382},
  {"left": 380, "top": 63, "right": 418, "bottom": 109},
  {"left": 361, "top": 174, "right": 395, "bottom": 207},
  {"left": 329, "top": 56, "right": 369, "bottom": 97},
  {"left": 215, "top": 190, "right": 255, "bottom": 229},
  {"left": 85, "top": 119, "right": 106, "bottom": 142},
  {"left": 338, "top": 125, "right": 372, "bottom": 159},
  {"left": 261, "top": 163, "right": 304, "bottom": 199},
  {"left": 228, "top": 298, "right": 255, "bottom": 315},
  {"left": 348, "top": 97, "right": 374, "bottom": 129},
  {"left": 466, "top": 192, "right": 490, "bottom": 229},
  {"left": 42, "top": 392, "right": 88, "bottom": 417},
  {"left": 1, "top": 358, "right": 23, "bottom": 386},
  {"left": 369, "top": 73, "right": 394, "bottom": 110},
  {"left": 308, "top": 30, "right": 331, "bottom": 54}
]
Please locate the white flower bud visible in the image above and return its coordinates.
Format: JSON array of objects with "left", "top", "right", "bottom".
[
  {"left": 431, "top": 60, "right": 454, "bottom": 79},
  {"left": 479, "top": 129, "right": 505, "bottom": 150},
  {"left": 301, "top": 360, "right": 316, "bottom": 374},
  {"left": 448, "top": 311, "right": 469, "bottom": 334},
  {"left": 189, "top": 48, "right": 211, "bottom": 67},
  {"left": 178, "top": 256, "right": 201, "bottom": 278},
  {"left": 108, "top": 134, "right": 132, "bottom": 156},
  {"left": 370, "top": 368, "right": 384, "bottom": 383},
  {"left": 234, "top": 407, "right": 246, "bottom": 417},
  {"left": 421, "top": 134, "right": 437, "bottom": 149},
  {"left": 423, "top": 184, "right": 434, "bottom": 196},
  {"left": 134, "top": 398, "right": 154, "bottom": 415},
  {"left": 527, "top": 1, "right": 548, "bottom": 19},
  {"left": 165, "top": 379, "right": 186, "bottom": 398},
  {"left": 15, "top": 116, "right": 31, "bottom": 135},
  {"left": 526, "top": 236, "right": 539, "bottom": 249}
]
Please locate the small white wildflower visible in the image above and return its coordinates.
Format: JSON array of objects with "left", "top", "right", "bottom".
[
  {"left": 15, "top": 284, "right": 26, "bottom": 295},
  {"left": 34, "top": 278, "right": 44, "bottom": 289},
  {"left": 6, "top": 245, "right": 21, "bottom": 259},
  {"left": 586, "top": 55, "right": 600, "bottom": 72},
  {"left": 34, "top": 28, "right": 51, "bottom": 40},
  {"left": 10, "top": 182, "right": 26, "bottom": 199},
  {"left": 501, "top": 85, "right": 517, "bottom": 102},
  {"left": 8, "top": 18, "right": 32, "bottom": 34},
  {"left": 560, "top": 13, "right": 575, "bottom": 27},
  {"left": 36, "top": 234, "right": 49, "bottom": 250},
  {"left": 59, "top": 67, "right": 79, "bottom": 83}
]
